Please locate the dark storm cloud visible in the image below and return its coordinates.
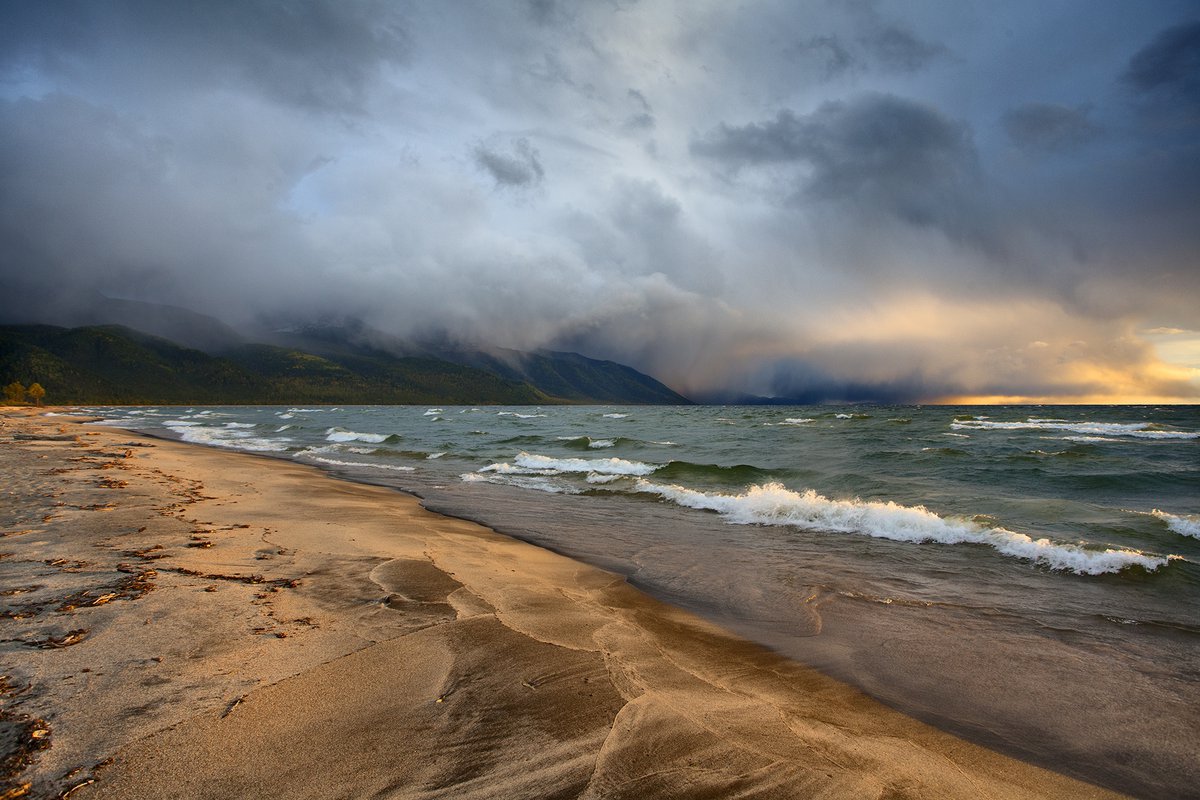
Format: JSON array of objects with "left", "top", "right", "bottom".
[
  {"left": 1002, "top": 103, "right": 1101, "bottom": 153},
  {"left": 474, "top": 138, "right": 545, "bottom": 187},
  {"left": 692, "top": 94, "right": 990, "bottom": 244},
  {"left": 1122, "top": 20, "right": 1200, "bottom": 102},
  {"left": 0, "top": 0, "right": 411, "bottom": 113},
  {"left": 785, "top": 35, "right": 857, "bottom": 79},
  {"left": 860, "top": 25, "right": 948, "bottom": 73}
]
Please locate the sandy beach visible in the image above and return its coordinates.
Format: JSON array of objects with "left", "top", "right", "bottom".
[{"left": 0, "top": 408, "right": 1124, "bottom": 799}]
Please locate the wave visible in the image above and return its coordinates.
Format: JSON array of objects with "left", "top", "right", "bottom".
[
  {"left": 631, "top": 481, "right": 1172, "bottom": 575},
  {"left": 952, "top": 419, "right": 1198, "bottom": 440},
  {"left": 654, "top": 460, "right": 777, "bottom": 484},
  {"left": 324, "top": 427, "right": 399, "bottom": 444},
  {"left": 1151, "top": 510, "right": 1200, "bottom": 539},
  {"left": 602, "top": 413, "right": 628, "bottom": 419},
  {"left": 304, "top": 455, "right": 415, "bottom": 472},
  {"left": 85, "top": 417, "right": 143, "bottom": 428},
  {"left": 461, "top": 472, "right": 579, "bottom": 494},
  {"left": 424, "top": 408, "right": 444, "bottom": 416},
  {"left": 480, "top": 452, "right": 659, "bottom": 477},
  {"left": 498, "top": 411, "right": 547, "bottom": 419},
  {"left": 556, "top": 435, "right": 620, "bottom": 450},
  {"left": 777, "top": 418, "right": 814, "bottom": 425},
  {"left": 165, "top": 422, "right": 290, "bottom": 453}
]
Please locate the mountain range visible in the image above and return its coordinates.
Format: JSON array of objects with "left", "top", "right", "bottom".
[{"left": 0, "top": 302, "right": 690, "bottom": 405}]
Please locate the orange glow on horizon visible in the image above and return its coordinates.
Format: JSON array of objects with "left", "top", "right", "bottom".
[{"left": 936, "top": 394, "right": 1200, "bottom": 405}]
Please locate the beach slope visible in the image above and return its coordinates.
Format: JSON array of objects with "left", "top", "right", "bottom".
[{"left": 0, "top": 409, "right": 1121, "bottom": 799}]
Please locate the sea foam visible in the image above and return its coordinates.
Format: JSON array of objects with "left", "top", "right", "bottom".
[
  {"left": 482, "top": 451, "right": 658, "bottom": 477},
  {"left": 952, "top": 419, "right": 1198, "bottom": 440},
  {"left": 305, "top": 455, "right": 415, "bottom": 472},
  {"left": 1152, "top": 510, "right": 1200, "bottom": 539},
  {"left": 632, "top": 481, "right": 1171, "bottom": 575},
  {"left": 324, "top": 427, "right": 393, "bottom": 444},
  {"left": 165, "top": 421, "right": 290, "bottom": 453}
]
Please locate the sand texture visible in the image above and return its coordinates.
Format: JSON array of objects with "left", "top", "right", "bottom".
[{"left": 0, "top": 409, "right": 1124, "bottom": 799}]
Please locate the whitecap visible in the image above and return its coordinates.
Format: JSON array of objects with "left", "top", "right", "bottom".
[
  {"left": 498, "top": 411, "right": 548, "bottom": 419},
  {"left": 603, "top": 413, "right": 628, "bottom": 419},
  {"left": 460, "top": 472, "right": 579, "bottom": 494},
  {"left": 1151, "top": 510, "right": 1200, "bottom": 539},
  {"left": 778, "top": 418, "right": 814, "bottom": 425},
  {"left": 588, "top": 439, "right": 615, "bottom": 449},
  {"left": 482, "top": 451, "right": 658, "bottom": 477},
  {"left": 304, "top": 455, "right": 414, "bottom": 472},
  {"left": 165, "top": 422, "right": 290, "bottom": 453},
  {"left": 952, "top": 419, "right": 1198, "bottom": 440},
  {"left": 631, "top": 481, "right": 1172, "bottom": 575},
  {"left": 325, "top": 427, "right": 391, "bottom": 444}
]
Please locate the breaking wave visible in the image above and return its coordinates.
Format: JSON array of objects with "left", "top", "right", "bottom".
[
  {"left": 1152, "top": 510, "right": 1200, "bottom": 539},
  {"left": 165, "top": 421, "right": 290, "bottom": 453},
  {"left": 952, "top": 419, "right": 1198, "bottom": 440},
  {"left": 479, "top": 452, "right": 659, "bottom": 477},
  {"left": 632, "top": 481, "right": 1172, "bottom": 575},
  {"left": 303, "top": 455, "right": 415, "bottom": 472},
  {"left": 324, "top": 427, "right": 399, "bottom": 444}
]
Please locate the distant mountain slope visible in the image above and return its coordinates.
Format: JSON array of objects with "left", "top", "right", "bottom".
[
  {"left": 0, "top": 325, "right": 549, "bottom": 405},
  {"left": 432, "top": 347, "right": 693, "bottom": 405},
  {"left": 255, "top": 322, "right": 691, "bottom": 404}
]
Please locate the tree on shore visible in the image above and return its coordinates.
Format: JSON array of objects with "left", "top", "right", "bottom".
[
  {"left": 3, "top": 381, "right": 26, "bottom": 404},
  {"left": 27, "top": 383, "right": 46, "bottom": 406}
]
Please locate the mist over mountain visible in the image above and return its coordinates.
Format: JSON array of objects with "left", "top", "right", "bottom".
[{"left": 0, "top": 299, "right": 691, "bottom": 405}]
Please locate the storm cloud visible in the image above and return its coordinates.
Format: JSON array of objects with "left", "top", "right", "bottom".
[
  {"left": 1, "top": 0, "right": 1197, "bottom": 403},
  {"left": 1002, "top": 103, "right": 1100, "bottom": 153},
  {"left": 692, "top": 94, "right": 986, "bottom": 241},
  {"left": 1123, "top": 19, "right": 1200, "bottom": 102},
  {"left": 474, "top": 138, "right": 545, "bottom": 187}
]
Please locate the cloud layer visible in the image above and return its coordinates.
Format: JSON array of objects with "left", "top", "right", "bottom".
[{"left": 1, "top": 0, "right": 1197, "bottom": 402}]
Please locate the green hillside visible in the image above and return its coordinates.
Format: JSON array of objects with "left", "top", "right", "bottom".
[{"left": 0, "top": 325, "right": 550, "bottom": 405}]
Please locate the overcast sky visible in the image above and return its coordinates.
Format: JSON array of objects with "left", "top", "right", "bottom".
[{"left": 2, "top": 0, "right": 1198, "bottom": 402}]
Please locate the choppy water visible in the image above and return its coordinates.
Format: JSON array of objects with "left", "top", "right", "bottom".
[{"left": 72, "top": 404, "right": 1200, "bottom": 797}]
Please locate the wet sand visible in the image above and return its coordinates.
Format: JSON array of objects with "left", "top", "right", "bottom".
[{"left": 0, "top": 408, "right": 1124, "bottom": 799}]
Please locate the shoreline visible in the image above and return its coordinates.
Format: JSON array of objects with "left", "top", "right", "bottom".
[{"left": 1, "top": 408, "right": 1124, "bottom": 799}]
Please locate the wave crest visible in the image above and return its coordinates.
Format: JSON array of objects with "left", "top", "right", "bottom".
[{"left": 632, "top": 481, "right": 1172, "bottom": 575}]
